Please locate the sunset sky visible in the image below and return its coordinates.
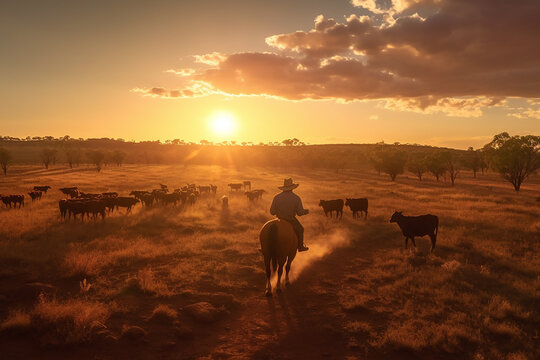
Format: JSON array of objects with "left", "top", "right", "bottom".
[{"left": 1, "top": 0, "right": 539, "bottom": 148}]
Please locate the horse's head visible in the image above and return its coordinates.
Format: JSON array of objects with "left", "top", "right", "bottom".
[{"left": 390, "top": 211, "right": 403, "bottom": 223}]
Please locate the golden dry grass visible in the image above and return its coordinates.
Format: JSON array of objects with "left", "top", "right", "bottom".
[{"left": 0, "top": 164, "right": 539, "bottom": 359}]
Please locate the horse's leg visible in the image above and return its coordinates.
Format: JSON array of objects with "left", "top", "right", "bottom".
[
  {"left": 285, "top": 258, "right": 293, "bottom": 287},
  {"left": 411, "top": 236, "right": 416, "bottom": 248},
  {"left": 276, "top": 263, "right": 284, "bottom": 293},
  {"left": 264, "top": 257, "right": 272, "bottom": 297}
]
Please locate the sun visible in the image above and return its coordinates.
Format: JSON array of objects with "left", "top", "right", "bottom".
[{"left": 209, "top": 111, "right": 237, "bottom": 137}]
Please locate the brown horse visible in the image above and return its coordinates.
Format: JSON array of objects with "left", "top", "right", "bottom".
[{"left": 259, "top": 219, "right": 298, "bottom": 296}]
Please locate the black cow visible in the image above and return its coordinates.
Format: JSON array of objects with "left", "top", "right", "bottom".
[
  {"left": 28, "top": 191, "right": 43, "bottom": 201},
  {"left": 34, "top": 186, "right": 51, "bottom": 193},
  {"left": 345, "top": 198, "right": 368, "bottom": 219},
  {"left": 59, "top": 199, "right": 69, "bottom": 219},
  {"left": 59, "top": 187, "right": 79, "bottom": 198},
  {"left": 319, "top": 199, "right": 344, "bottom": 219},
  {"left": 115, "top": 197, "right": 139, "bottom": 212},
  {"left": 389, "top": 211, "right": 439, "bottom": 252},
  {"left": 2, "top": 195, "right": 25, "bottom": 208}
]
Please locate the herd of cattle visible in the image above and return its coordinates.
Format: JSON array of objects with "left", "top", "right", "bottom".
[
  {"left": 1, "top": 182, "right": 439, "bottom": 252},
  {"left": 318, "top": 197, "right": 439, "bottom": 252},
  {"left": 0, "top": 182, "right": 269, "bottom": 221}
]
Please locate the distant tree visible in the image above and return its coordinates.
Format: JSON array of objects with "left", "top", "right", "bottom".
[
  {"left": 0, "top": 147, "right": 12, "bottom": 175},
  {"left": 111, "top": 150, "right": 126, "bottom": 166},
  {"left": 426, "top": 153, "right": 447, "bottom": 182},
  {"left": 483, "top": 132, "right": 540, "bottom": 191},
  {"left": 40, "top": 148, "right": 57, "bottom": 169},
  {"left": 64, "top": 148, "right": 81, "bottom": 168},
  {"left": 463, "top": 148, "right": 482, "bottom": 178},
  {"left": 380, "top": 151, "right": 407, "bottom": 181},
  {"left": 407, "top": 154, "right": 427, "bottom": 181},
  {"left": 87, "top": 150, "right": 105, "bottom": 172},
  {"left": 441, "top": 151, "right": 460, "bottom": 186},
  {"left": 369, "top": 155, "right": 383, "bottom": 176},
  {"left": 281, "top": 138, "right": 305, "bottom": 146}
]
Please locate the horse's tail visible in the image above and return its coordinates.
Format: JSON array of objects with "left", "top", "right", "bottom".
[{"left": 269, "top": 222, "right": 278, "bottom": 271}]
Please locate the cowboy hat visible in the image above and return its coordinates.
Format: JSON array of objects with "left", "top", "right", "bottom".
[{"left": 278, "top": 178, "right": 299, "bottom": 191}]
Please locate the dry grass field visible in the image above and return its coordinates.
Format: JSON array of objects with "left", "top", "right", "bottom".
[{"left": 0, "top": 164, "right": 539, "bottom": 359}]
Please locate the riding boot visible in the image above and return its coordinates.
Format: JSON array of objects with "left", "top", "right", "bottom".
[{"left": 297, "top": 234, "right": 309, "bottom": 252}]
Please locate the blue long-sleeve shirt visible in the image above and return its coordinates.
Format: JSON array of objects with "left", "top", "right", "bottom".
[{"left": 270, "top": 191, "right": 308, "bottom": 220}]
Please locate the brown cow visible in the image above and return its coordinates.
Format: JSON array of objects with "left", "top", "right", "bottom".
[{"left": 228, "top": 183, "right": 243, "bottom": 192}]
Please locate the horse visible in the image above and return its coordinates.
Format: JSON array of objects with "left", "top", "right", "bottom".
[{"left": 259, "top": 219, "right": 298, "bottom": 297}]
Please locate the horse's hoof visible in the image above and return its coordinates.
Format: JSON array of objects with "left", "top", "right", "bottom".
[{"left": 265, "top": 290, "right": 272, "bottom": 297}]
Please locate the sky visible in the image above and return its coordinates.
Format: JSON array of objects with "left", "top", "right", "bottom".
[{"left": 1, "top": 0, "right": 539, "bottom": 149}]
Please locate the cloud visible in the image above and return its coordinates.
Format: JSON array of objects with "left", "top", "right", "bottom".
[
  {"left": 382, "top": 96, "right": 505, "bottom": 117},
  {"left": 165, "top": 68, "right": 196, "bottom": 76},
  {"left": 135, "top": 0, "right": 540, "bottom": 116},
  {"left": 131, "top": 82, "right": 215, "bottom": 99},
  {"left": 193, "top": 52, "right": 227, "bottom": 66}
]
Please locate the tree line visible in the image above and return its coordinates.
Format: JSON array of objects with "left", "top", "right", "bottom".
[
  {"left": 369, "top": 132, "right": 540, "bottom": 191},
  {"left": 1, "top": 132, "right": 539, "bottom": 191},
  {"left": 0, "top": 147, "right": 126, "bottom": 174}
]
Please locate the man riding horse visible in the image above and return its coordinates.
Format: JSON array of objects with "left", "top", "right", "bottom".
[{"left": 269, "top": 178, "right": 309, "bottom": 252}]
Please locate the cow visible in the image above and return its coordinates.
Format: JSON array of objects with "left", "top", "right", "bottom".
[
  {"left": 34, "top": 186, "right": 51, "bottom": 193},
  {"left": 345, "top": 198, "right": 368, "bottom": 219},
  {"left": 152, "top": 189, "right": 167, "bottom": 203},
  {"left": 186, "top": 193, "right": 197, "bottom": 206},
  {"left": 162, "top": 193, "right": 181, "bottom": 206},
  {"left": 389, "top": 211, "right": 439, "bottom": 252},
  {"left": 1, "top": 195, "right": 24, "bottom": 208},
  {"left": 243, "top": 181, "right": 252, "bottom": 191},
  {"left": 60, "top": 187, "right": 79, "bottom": 198},
  {"left": 78, "top": 192, "right": 101, "bottom": 199},
  {"left": 228, "top": 183, "right": 243, "bottom": 192},
  {"left": 221, "top": 195, "right": 229, "bottom": 210},
  {"left": 198, "top": 185, "right": 211, "bottom": 194},
  {"left": 10, "top": 195, "right": 25, "bottom": 208},
  {"left": 28, "top": 191, "right": 43, "bottom": 201},
  {"left": 86, "top": 200, "right": 106, "bottom": 220},
  {"left": 115, "top": 197, "right": 139, "bottom": 213},
  {"left": 102, "top": 197, "right": 117, "bottom": 213},
  {"left": 319, "top": 199, "right": 344, "bottom": 219},
  {"left": 66, "top": 200, "right": 89, "bottom": 221},
  {"left": 59, "top": 187, "right": 79, "bottom": 198},
  {"left": 252, "top": 189, "right": 265, "bottom": 199},
  {"left": 210, "top": 184, "right": 218, "bottom": 194},
  {"left": 245, "top": 189, "right": 265, "bottom": 202},
  {"left": 59, "top": 199, "right": 69, "bottom": 219},
  {"left": 140, "top": 193, "right": 154, "bottom": 207},
  {"left": 130, "top": 190, "right": 151, "bottom": 200}
]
